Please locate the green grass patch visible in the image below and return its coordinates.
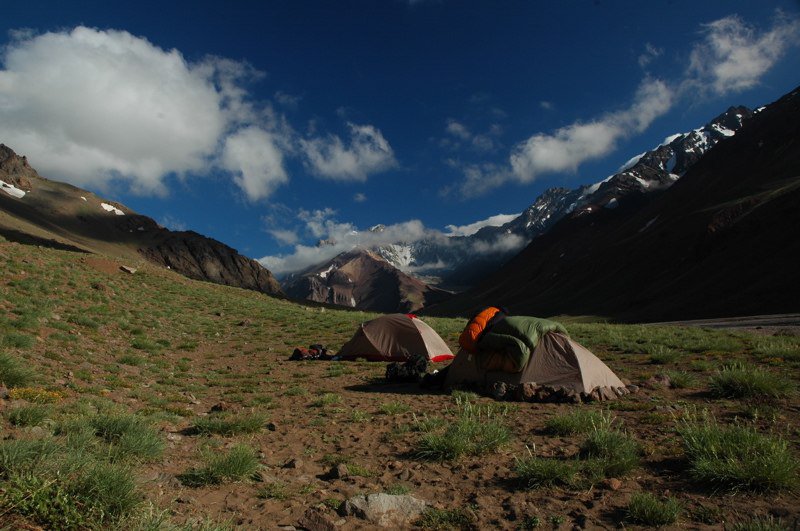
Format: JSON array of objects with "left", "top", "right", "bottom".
[
  {"left": 677, "top": 411, "right": 799, "bottom": 492},
  {"left": 665, "top": 370, "right": 698, "bottom": 389},
  {"left": 6, "top": 404, "right": 50, "bottom": 427},
  {"left": 190, "top": 412, "right": 266, "bottom": 436},
  {"left": 379, "top": 401, "right": 411, "bottom": 415},
  {"left": 0, "top": 352, "right": 35, "bottom": 387},
  {"left": 626, "top": 492, "right": 682, "bottom": 527},
  {"left": 415, "top": 402, "right": 511, "bottom": 461},
  {"left": 257, "top": 481, "right": 290, "bottom": 500},
  {"left": 579, "top": 427, "right": 640, "bottom": 481},
  {"left": 709, "top": 363, "right": 793, "bottom": 399},
  {"left": 515, "top": 454, "right": 578, "bottom": 489},
  {"left": 416, "top": 507, "right": 475, "bottom": 529},
  {"left": 728, "top": 515, "right": 789, "bottom": 531},
  {"left": 179, "top": 444, "right": 260, "bottom": 487},
  {"left": 544, "top": 409, "right": 613, "bottom": 436}
]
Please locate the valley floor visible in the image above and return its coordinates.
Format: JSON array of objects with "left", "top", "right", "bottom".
[{"left": 0, "top": 240, "right": 798, "bottom": 529}]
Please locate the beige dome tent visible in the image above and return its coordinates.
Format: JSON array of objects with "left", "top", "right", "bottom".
[
  {"left": 337, "top": 314, "right": 454, "bottom": 363},
  {"left": 445, "top": 331, "right": 627, "bottom": 401}
]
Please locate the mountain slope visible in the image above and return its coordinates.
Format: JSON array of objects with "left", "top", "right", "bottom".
[
  {"left": 283, "top": 248, "right": 450, "bottom": 312},
  {"left": 373, "top": 106, "right": 752, "bottom": 289},
  {"left": 0, "top": 144, "right": 283, "bottom": 296},
  {"left": 425, "top": 87, "right": 800, "bottom": 321}
]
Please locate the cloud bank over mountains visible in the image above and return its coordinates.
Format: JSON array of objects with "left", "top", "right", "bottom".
[
  {"left": 260, "top": 208, "right": 524, "bottom": 275},
  {"left": 0, "top": 26, "right": 395, "bottom": 200}
]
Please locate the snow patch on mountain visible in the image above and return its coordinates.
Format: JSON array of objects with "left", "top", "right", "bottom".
[
  {"left": 101, "top": 203, "right": 125, "bottom": 215},
  {"left": 0, "top": 179, "right": 25, "bottom": 198}
]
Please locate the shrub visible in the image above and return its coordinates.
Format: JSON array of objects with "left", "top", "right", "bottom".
[
  {"left": 626, "top": 492, "right": 681, "bottom": 526},
  {"left": 677, "top": 412, "right": 799, "bottom": 491},
  {"left": 709, "top": 363, "right": 793, "bottom": 399},
  {"left": 8, "top": 387, "right": 62, "bottom": 403}
]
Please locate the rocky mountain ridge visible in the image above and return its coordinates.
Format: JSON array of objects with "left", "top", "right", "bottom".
[
  {"left": 0, "top": 144, "right": 283, "bottom": 296},
  {"left": 283, "top": 247, "right": 450, "bottom": 313},
  {"left": 371, "top": 105, "right": 753, "bottom": 289}
]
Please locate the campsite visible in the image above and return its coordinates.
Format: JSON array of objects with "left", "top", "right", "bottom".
[{"left": 1, "top": 244, "right": 798, "bottom": 529}]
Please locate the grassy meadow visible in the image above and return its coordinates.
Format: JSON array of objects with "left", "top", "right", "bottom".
[{"left": 0, "top": 238, "right": 798, "bottom": 529}]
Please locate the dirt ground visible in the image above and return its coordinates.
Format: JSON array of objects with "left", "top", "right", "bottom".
[{"left": 114, "top": 339, "right": 799, "bottom": 530}]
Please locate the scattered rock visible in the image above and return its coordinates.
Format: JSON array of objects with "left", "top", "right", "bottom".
[
  {"left": 237, "top": 319, "right": 252, "bottom": 327},
  {"left": 284, "top": 458, "right": 303, "bottom": 469},
  {"left": 344, "top": 493, "right": 427, "bottom": 527},
  {"left": 298, "top": 507, "right": 337, "bottom": 531},
  {"left": 120, "top": 265, "right": 137, "bottom": 274},
  {"left": 491, "top": 382, "right": 508, "bottom": 400},
  {"left": 333, "top": 464, "right": 350, "bottom": 479},
  {"left": 397, "top": 468, "right": 412, "bottom": 482},
  {"left": 209, "top": 402, "right": 231, "bottom": 413},
  {"left": 604, "top": 478, "right": 622, "bottom": 491},
  {"left": 644, "top": 374, "right": 671, "bottom": 389},
  {"left": 626, "top": 384, "right": 640, "bottom": 394}
]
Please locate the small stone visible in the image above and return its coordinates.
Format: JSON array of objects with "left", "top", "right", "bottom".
[
  {"left": 333, "top": 463, "right": 350, "bottom": 479},
  {"left": 397, "top": 469, "right": 412, "bottom": 481},
  {"left": 209, "top": 402, "right": 230, "bottom": 413},
  {"left": 120, "top": 265, "right": 137, "bottom": 274},
  {"left": 166, "top": 433, "right": 183, "bottom": 442},
  {"left": 626, "top": 384, "right": 639, "bottom": 394},
  {"left": 491, "top": 382, "right": 508, "bottom": 400},
  {"left": 605, "top": 478, "right": 622, "bottom": 491},
  {"left": 298, "top": 507, "right": 336, "bottom": 531},
  {"left": 284, "top": 458, "right": 303, "bottom": 469},
  {"left": 388, "top": 461, "right": 403, "bottom": 470}
]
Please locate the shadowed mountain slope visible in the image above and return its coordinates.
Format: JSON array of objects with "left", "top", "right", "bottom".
[{"left": 426, "top": 86, "right": 800, "bottom": 322}]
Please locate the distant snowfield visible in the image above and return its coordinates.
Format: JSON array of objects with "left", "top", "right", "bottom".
[{"left": 0, "top": 179, "right": 26, "bottom": 198}]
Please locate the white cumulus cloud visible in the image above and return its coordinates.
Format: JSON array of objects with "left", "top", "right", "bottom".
[
  {"left": 686, "top": 13, "right": 800, "bottom": 95},
  {"left": 445, "top": 212, "right": 520, "bottom": 237},
  {"left": 0, "top": 26, "right": 396, "bottom": 201},
  {"left": 0, "top": 26, "right": 229, "bottom": 195},
  {"left": 509, "top": 78, "right": 673, "bottom": 184},
  {"left": 300, "top": 123, "right": 397, "bottom": 181},
  {"left": 221, "top": 127, "right": 288, "bottom": 201}
]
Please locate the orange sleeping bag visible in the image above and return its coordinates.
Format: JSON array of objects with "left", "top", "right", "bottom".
[{"left": 458, "top": 306, "right": 504, "bottom": 353}]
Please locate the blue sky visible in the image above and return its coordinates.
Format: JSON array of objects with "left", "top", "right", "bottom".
[{"left": 1, "top": 1, "right": 798, "bottom": 274}]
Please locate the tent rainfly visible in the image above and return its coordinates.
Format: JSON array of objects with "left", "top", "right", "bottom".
[{"left": 337, "top": 314, "right": 454, "bottom": 363}]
